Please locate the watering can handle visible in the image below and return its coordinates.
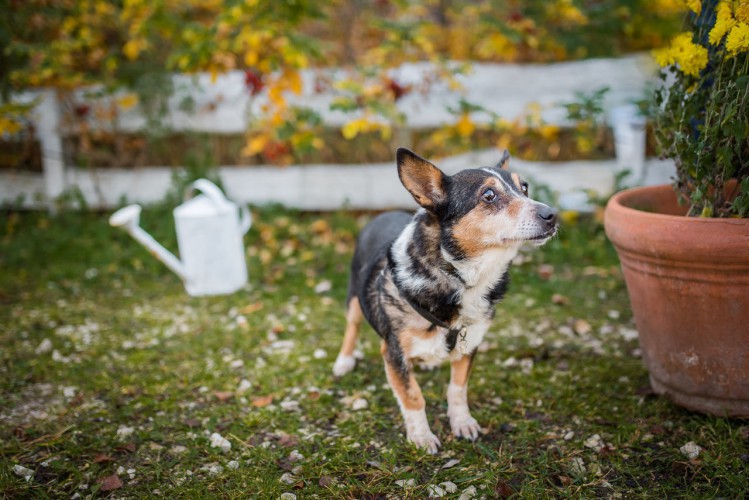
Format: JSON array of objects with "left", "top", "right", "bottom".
[
  {"left": 191, "top": 179, "right": 229, "bottom": 208},
  {"left": 239, "top": 204, "right": 252, "bottom": 235}
]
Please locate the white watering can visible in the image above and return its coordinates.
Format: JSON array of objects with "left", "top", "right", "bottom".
[{"left": 109, "top": 179, "right": 252, "bottom": 296}]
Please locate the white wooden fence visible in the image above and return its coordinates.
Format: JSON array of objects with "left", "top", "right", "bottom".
[{"left": 1, "top": 54, "right": 671, "bottom": 211}]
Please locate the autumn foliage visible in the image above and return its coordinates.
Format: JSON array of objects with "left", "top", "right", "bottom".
[{"left": 1, "top": 0, "right": 684, "bottom": 163}]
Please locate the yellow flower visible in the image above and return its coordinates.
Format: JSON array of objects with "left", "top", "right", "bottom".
[
  {"left": 652, "top": 32, "right": 708, "bottom": 77},
  {"left": 684, "top": 0, "right": 701, "bottom": 14},
  {"left": 736, "top": 2, "right": 749, "bottom": 23},
  {"left": 726, "top": 22, "right": 749, "bottom": 55},
  {"left": 709, "top": 1, "right": 736, "bottom": 45}
]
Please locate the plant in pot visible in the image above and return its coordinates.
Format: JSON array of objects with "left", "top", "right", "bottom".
[{"left": 604, "top": 0, "right": 749, "bottom": 416}]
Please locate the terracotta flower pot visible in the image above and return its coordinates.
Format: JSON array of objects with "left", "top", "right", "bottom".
[{"left": 604, "top": 184, "right": 749, "bottom": 417}]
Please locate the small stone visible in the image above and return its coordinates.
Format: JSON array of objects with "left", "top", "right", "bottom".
[
  {"left": 209, "top": 432, "right": 231, "bottom": 453},
  {"left": 314, "top": 280, "right": 332, "bottom": 294},
  {"left": 280, "top": 494, "right": 297, "bottom": 500},
  {"left": 458, "top": 485, "right": 478, "bottom": 500},
  {"left": 584, "top": 434, "right": 602, "bottom": 451},
  {"left": 427, "top": 484, "right": 446, "bottom": 497},
  {"left": 227, "top": 460, "right": 239, "bottom": 470},
  {"left": 279, "top": 472, "right": 296, "bottom": 485},
  {"left": 236, "top": 379, "right": 252, "bottom": 394},
  {"left": 564, "top": 431, "right": 575, "bottom": 441},
  {"left": 351, "top": 398, "right": 368, "bottom": 410},
  {"left": 568, "top": 457, "right": 586, "bottom": 477},
  {"left": 395, "top": 478, "right": 415, "bottom": 488},
  {"left": 441, "top": 459, "right": 460, "bottom": 469},
  {"left": 313, "top": 348, "right": 327, "bottom": 359},
  {"left": 440, "top": 481, "right": 458, "bottom": 493},
  {"left": 680, "top": 441, "right": 702, "bottom": 459},
  {"left": 116, "top": 425, "right": 135, "bottom": 441},
  {"left": 35, "top": 339, "right": 53, "bottom": 354},
  {"left": 12, "top": 464, "right": 34, "bottom": 481}
]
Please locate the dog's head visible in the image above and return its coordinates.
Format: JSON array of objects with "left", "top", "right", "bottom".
[{"left": 397, "top": 148, "right": 558, "bottom": 259}]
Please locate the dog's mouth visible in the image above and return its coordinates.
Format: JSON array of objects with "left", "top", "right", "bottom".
[{"left": 526, "top": 224, "right": 559, "bottom": 245}]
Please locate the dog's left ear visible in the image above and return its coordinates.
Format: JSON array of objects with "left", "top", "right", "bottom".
[
  {"left": 495, "top": 149, "right": 511, "bottom": 170},
  {"left": 397, "top": 148, "right": 446, "bottom": 210}
]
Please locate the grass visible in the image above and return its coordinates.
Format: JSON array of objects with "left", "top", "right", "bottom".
[{"left": 1, "top": 204, "right": 747, "bottom": 498}]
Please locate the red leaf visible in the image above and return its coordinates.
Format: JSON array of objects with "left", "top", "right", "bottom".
[
  {"left": 99, "top": 474, "right": 123, "bottom": 491},
  {"left": 115, "top": 442, "right": 136, "bottom": 453}
]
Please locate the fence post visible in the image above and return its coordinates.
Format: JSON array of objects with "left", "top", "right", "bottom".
[{"left": 34, "top": 89, "right": 66, "bottom": 212}]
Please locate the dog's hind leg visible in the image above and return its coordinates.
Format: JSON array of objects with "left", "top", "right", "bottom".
[
  {"left": 382, "top": 340, "right": 440, "bottom": 454},
  {"left": 332, "top": 297, "right": 362, "bottom": 376},
  {"left": 447, "top": 352, "right": 481, "bottom": 441}
]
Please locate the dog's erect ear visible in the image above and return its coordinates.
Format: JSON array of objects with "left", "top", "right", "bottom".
[
  {"left": 397, "top": 148, "right": 446, "bottom": 210},
  {"left": 495, "top": 149, "right": 511, "bottom": 170}
]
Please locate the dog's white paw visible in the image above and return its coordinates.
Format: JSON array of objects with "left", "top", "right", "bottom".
[
  {"left": 408, "top": 430, "right": 441, "bottom": 454},
  {"left": 332, "top": 354, "right": 356, "bottom": 377},
  {"left": 450, "top": 414, "right": 481, "bottom": 441}
]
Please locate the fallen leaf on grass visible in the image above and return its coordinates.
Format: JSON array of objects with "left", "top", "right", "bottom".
[
  {"left": 214, "top": 391, "right": 234, "bottom": 403},
  {"left": 93, "top": 454, "right": 114, "bottom": 464},
  {"left": 114, "top": 442, "right": 136, "bottom": 453},
  {"left": 239, "top": 302, "right": 264, "bottom": 314},
  {"left": 495, "top": 478, "right": 515, "bottom": 498},
  {"left": 552, "top": 294, "right": 569, "bottom": 305},
  {"left": 318, "top": 475, "right": 334, "bottom": 487},
  {"left": 538, "top": 264, "right": 554, "bottom": 280},
  {"left": 573, "top": 319, "right": 592, "bottom": 335},
  {"left": 252, "top": 395, "right": 274, "bottom": 408},
  {"left": 98, "top": 474, "right": 123, "bottom": 492},
  {"left": 277, "top": 433, "right": 299, "bottom": 448}
]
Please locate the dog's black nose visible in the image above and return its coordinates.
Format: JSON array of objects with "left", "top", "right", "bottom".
[{"left": 537, "top": 205, "right": 558, "bottom": 226}]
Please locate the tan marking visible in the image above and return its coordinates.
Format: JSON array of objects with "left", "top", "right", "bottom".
[
  {"left": 382, "top": 341, "right": 425, "bottom": 411},
  {"left": 486, "top": 177, "right": 504, "bottom": 193},
  {"left": 511, "top": 172, "right": 522, "bottom": 190},
  {"left": 506, "top": 198, "right": 524, "bottom": 219},
  {"left": 399, "top": 155, "right": 445, "bottom": 207},
  {"left": 338, "top": 297, "right": 362, "bottom": 358},
  {"left": 451, "top": 208, "right": 491, "bottom": 258},
  {"left": 450, "top": 355, "right": 473, "bottom": 387}
]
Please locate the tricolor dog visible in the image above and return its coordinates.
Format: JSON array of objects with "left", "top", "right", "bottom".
[{"left": 333, "top": 148, "right": 558, "bottom": 453}]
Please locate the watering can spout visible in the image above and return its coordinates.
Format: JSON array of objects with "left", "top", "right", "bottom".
[{"left": 109, "top": 204, "right": 189, "bottom": 282}]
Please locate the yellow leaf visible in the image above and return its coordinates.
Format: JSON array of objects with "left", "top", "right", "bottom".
[
  {"left": 123, "top": 39, "right": 142, "bottom": 60},
  {"left": 244, "top": 49, "right": 258, "bottom": 66},
  {"left": 241, "top": 135, "right": 268, "bottom": 156},
  {"left": 117, "top": 94, "right": 139, "bottom": 110},
  {"left": 455, "top": 113, "right": 475, "bottom": 138},
  {"left": 341, "top": 119, "right": 364, "bottom": 140},
  {"left": 0, "top": 117, "right": 23, "bottom": 135}
]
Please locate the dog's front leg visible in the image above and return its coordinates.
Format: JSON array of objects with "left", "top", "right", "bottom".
[
  {"left": 447, "top": 352, "right": 481, "bottom": 441},
  {"left": 381, "top": 341, "right": 440, "bottom": 454}
]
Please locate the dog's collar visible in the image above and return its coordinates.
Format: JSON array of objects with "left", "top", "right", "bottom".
[{"left": 392, "top": 279, "right": 469, "bottom": 354}]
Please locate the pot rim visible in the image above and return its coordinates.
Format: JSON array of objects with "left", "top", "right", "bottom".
[{"left": 607, "top": 183, "right": 747, "bottom": 225}]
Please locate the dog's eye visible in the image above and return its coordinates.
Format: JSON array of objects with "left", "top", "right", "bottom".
[
  {"left": 520, "top": 182, "right": 529, "bottom": 196},
  {"left": 482, "top": 188, "right": 497, "bottom": 203}
]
